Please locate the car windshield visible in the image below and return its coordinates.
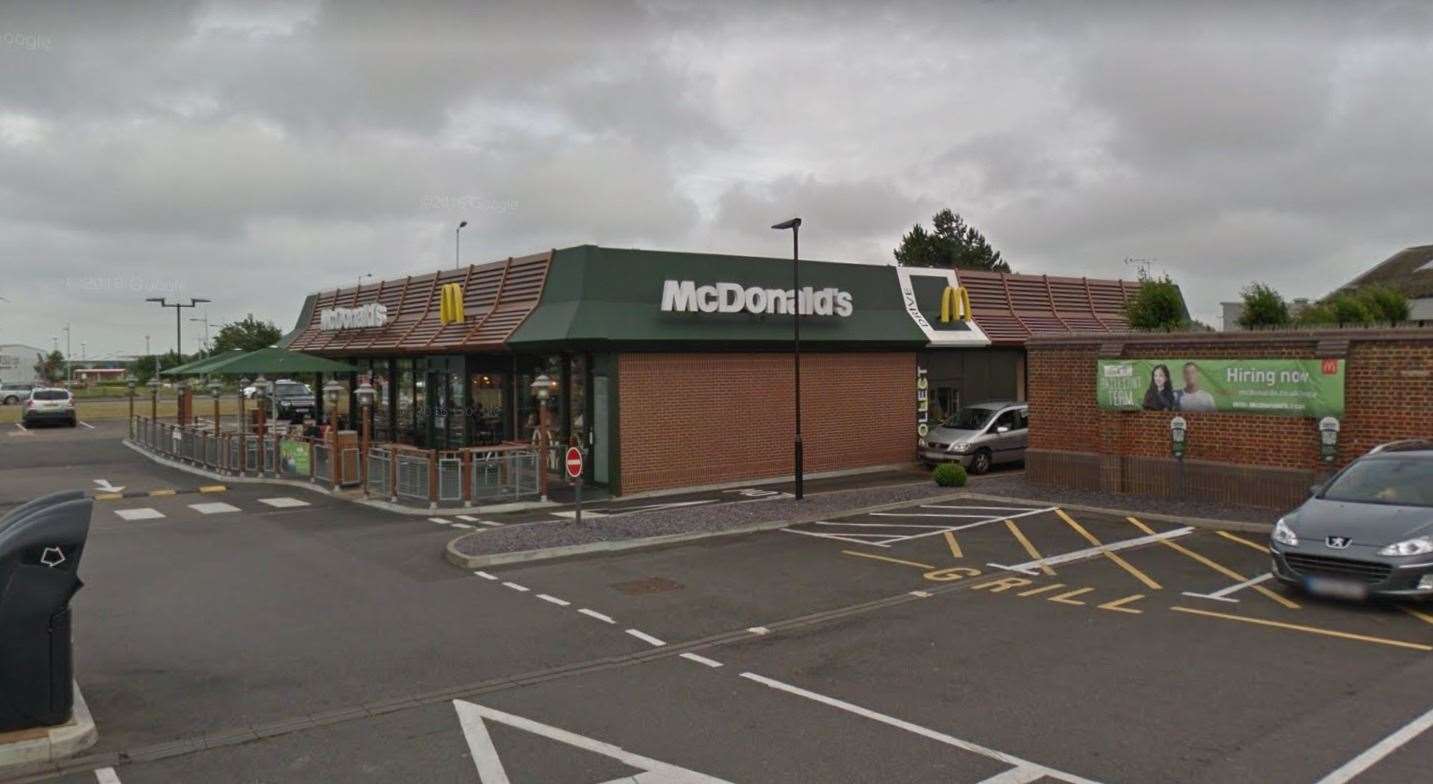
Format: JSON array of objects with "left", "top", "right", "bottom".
[
  {"left": 1320, "top": 457, "right": 1433, "bottom": 507},
  {"left": 274, "top": 383, "right": 310, "bottom": 398},
  {"left": 33, "top": 390, "right": 69, "bottom": 401},
  {"left": 942, "top": 407, "right": 996, "bottom": 430}
]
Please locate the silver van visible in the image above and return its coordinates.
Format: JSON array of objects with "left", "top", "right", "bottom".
[{"left": 919, "top": 401, "right": 1029, "bottom": 474}]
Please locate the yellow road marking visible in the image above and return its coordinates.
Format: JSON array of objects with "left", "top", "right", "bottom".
[
  {"left": 924, "top": 566, "right": 982, "bottom": 582},
  {"left": 1403, "top": 606, "right": 1433, "bottom": 626},
  {"left": 972, "top": 576, "right": 1032, "bottom": 592},
  {"left": 1171, "top": 606, "right": 1433, "bottom": 652},
  {"left": 1048, "top": 587, "right": 1096, "bottom": 605},
  {"left": 840, "top": 550, "right": 935, "bottom": 570},
  {"left": 1216, "top": 530, "right": 1268, "bottom": 553},
  {"left": 148, "top": 489, "right": 176, "bottom": 497},
  {"left": 1005, "top": 519, "right": 1055, "bottom": 576},
  {"left": 1098, "top": 594, "right": 1146, "bottom": 614},
  {"left": 1127, "top": 517, "right": 1299, "bottom": 610},
  {"left": 1055, "top": 509, "right": 1161, "bottom": 590},
  {"left": 944, "top": 530, "right": 963, "bottom": 559},
  {"left": 93, "top": 493, "right": 123, "bottom": 501},
  {"left": 198, "top": 485, "right": 227, "bottom": 493},
  {"left": 1016, "top": 583, "right": 1067, "bottom": 597}
]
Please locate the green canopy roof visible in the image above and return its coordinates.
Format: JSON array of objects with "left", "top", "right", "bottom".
[
  {"left": 168, "top": 347, "right": 358, "bottom": 377},
  {"left": 160, "top": 349, "right": 247, "bottom": 376}
]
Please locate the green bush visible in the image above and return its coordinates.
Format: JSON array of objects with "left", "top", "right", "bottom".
[{"left": 932, "top": 462, "right": 968, "bottom": 487}]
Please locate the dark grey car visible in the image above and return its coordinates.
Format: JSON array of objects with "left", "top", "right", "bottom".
[{"left": 1269, "top": 440, "right": 1433, "bottom": 601}]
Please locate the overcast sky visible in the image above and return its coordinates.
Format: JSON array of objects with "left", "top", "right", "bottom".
[{"left": 2, "top": 0, "right": 1432, "bottom": 359}]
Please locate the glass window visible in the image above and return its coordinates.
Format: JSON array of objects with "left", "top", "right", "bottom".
[
  {"left": 942, "top": 406, "right": 995, "bottom": 431},
  {"left": 516, "top": 354, "right": 562, "bottom": 445},
  {"left": 370, "top": 359, "right": 392, "bottom": 443},
  {"left": 1321, "top": 458, "right": 1433, "bottom": 507},
  {"left": 396, "top": 359, "right": 415, "bottom": 444},
  {"left": 468, "top": 371, "right": 507, "bottom": 445},
  {"left": 992, "top": 410, "right": 1018, "bottom": 432},
  {"left": 568, "top": 353, "right": 587, "bottom": 448}
]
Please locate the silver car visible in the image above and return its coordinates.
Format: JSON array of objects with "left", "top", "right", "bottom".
[
  {"left": 0, "top": 383, "right": 34, "bottom": 405},
  {"left": 1270, "top": 440, "right": 1433, "bottom": 601},
  {"left": 919, "top": 401, "right": 1029, "bottom": 474}
]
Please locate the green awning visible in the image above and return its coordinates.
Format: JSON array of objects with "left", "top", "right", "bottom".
[
  {"left": 189, "top": 347, "right": 359, "bottom": 376},
  {"left": 160, "top": 349, "right": 247, "bottom": 376}
]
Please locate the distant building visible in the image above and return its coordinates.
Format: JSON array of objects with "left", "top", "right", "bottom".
[
  {"left": 0, "top": 344, "right": 46, "bottom": 385},
  {"left": 1337, "top": 244, "right": 1433, "bottom": 327}
]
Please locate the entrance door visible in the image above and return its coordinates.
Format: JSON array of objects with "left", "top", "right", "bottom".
[{"left": 425, "top": 370, "right": 451, "bottom": 450}]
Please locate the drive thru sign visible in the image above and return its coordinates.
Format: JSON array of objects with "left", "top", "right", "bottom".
[{"left": 565, "top": 447, "right": 583, "bottom": 479}]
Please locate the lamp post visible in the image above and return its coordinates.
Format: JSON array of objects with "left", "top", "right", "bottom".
[
  {"left": 147, "top": 377, "right": 159, "bottom": 420},
  {"left": 455, "top": 220, "right": 468, "bottom": 269},
  {"left": 174, "top": 379, "right": 188, "bottom": 426},
  {"left": 208, "top": 377, "right": 223, "bottom": 432},
  {"left": 323, "top": 379, "right": 344, "bottom": 486},
  {"left": 771, "top": 216, "right": 804, "bottom": 500},
  {"left": 531, "top": 374, "right": 552, "bottom": 501},
  {"left": 126, "top": 377, "right": 137, "bottom": 421},
  {"left": 355, "top": 380, "right": 375, "bottom": 495},
  {"left": 144, "top": 297, "right": 211, "bottom": 360},
  {"left": 253, "top": 375, "right": 271, "bottom": 475}
]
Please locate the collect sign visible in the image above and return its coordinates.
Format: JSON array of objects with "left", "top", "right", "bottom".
[
  {"left": 565, "top": 447, "right": 583, "bottom": 479},
  {"left": 1096, "top": 358, "right": 1345, "bottom": 418}
]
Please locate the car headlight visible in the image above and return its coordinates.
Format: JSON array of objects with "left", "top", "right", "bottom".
[
  {"left": 949, "top": 442, "right": 971, "bottom": 453},
  {"left": 1379, "top": 536, "right": 1433, "bottom": 557},
  {"left": 918, "top": 438, "right": 927, "bottom": 448},
  {"left": 1272, "top": 518, "right": 1299, "bottom": 546}
]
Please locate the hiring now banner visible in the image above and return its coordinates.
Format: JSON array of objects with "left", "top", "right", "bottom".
[{"left": 1096, "top": 358, "right": 1345, "bottom": 418}]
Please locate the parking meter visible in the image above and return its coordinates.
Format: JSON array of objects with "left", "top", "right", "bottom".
[
  {"left": 1170, "top": 416, "right": 1187, "bottom": 459},
  {"left": 1318, "top": 417, "right": 1340, "bottom": 463}
]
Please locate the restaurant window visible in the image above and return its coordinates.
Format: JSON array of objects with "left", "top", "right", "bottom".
[
  {"left": 371, "top": 358, "right": 392, "bottom": 443},
  {"left": 468, "top": 371, "right": 507, "bottom": 445},
  {"left": 396, "top": 358, "right": 416, "bottom": 444},
  {"left": 568, "top": 353, "right": 588, "bottom": 448},
  {"left": 516, "top": 354, "right": 562, "bottom": 445}
]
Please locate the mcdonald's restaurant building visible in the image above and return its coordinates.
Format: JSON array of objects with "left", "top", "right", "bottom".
[{"left": 282, "top": 246, "right": 1139, "bottom": 496}]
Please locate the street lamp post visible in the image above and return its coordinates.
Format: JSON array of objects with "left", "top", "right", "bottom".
[
  {"left": 456, "top": 220, "right": 468, "bottom": 269},
  {"left": 355, "top": 381, "right": 375, "bottom": 495},
  {"left": 771, "top": 216, "right": 804, "bottom": 500},
  {"left": 147, "top": 377, "right": 159, "bottom": 420},
  {"left": 323, "top": 379, "right": 344, "bottom": 487},
  {"left": 126, "top": 377, "right": 137, "bottom": 421},
  {"left": 208, "top": 378, "right": 223, "bottom": 432},
  {"left": 530, "top": 374, "right": 552, "bottom": 501},
  {"left": 145, "top": 297, "right": 212, "bottom": 361},
  {"left": 253, "top": 376, "right": 271, "bottom": 476}
]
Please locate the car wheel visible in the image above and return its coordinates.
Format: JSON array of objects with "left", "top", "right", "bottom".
[
  {"left": 970, "top": 449, "right": 992, "bottom": 475},
  {"left": 68, "top": 418, "right": 78, "bottom": 428},
  {"left": 2, "top": 396, "right": 15, "bottom": 405}
]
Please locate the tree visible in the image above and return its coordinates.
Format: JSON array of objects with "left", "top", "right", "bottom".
[
  {"left": 1124, "top": 275, "right": 1189, "bottom": 331},
  {"left": 1296, "top": 286, "right": 1408, "bottom": 327},
  {"left": 127, "top": 350, "right": 188, "bottom": 385},
  {"left": 1236, "top": 283, "right": 1291, "bottom": 329},
  {"left": 894, "top": 209, "right": 1011, "bottom": 272},
  {"left": 33, "top": 351, "right": 65, "bottom": 383},
  {"left": 1356, "top": 285, "right": 1410, "bottom": 324},
  {"left": 211, "top": 314, "right": 282, "bottom": 354}
]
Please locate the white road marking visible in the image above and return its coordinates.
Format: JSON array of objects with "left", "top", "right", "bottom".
[
  {"left": 1182, "top": 572, "right": 1275, "bottom": 604},
  {"left": 114, "top": 507, "right": 164, "bottom": 521},
  {"left": 450, "top": 523, "right": 474, "bottom": 529},
  {"left": 551, "top": 509, "right": 609, "bottom": 519},
  {"left": 189, "top": 502, "right": 240, "bottom": 515},
  {"left": 537, "top": 594, "right": 571, "bottom": 607},
  {"left": 794, "top": 506, "right": 1061, "bottom": 548},
  {"left": 909, "top": 590, "right": 932, "bottom": 598},
  {"left": 13, "top": 422, "right": 32, "bottom": 435},
  {"left": 988, "top": 527, "right": 1194, "bottom": 574},
  {"left": 479, "top": 520, "right": 503, "bottom": 527},
  {"left": 679, "top": 652, "right": 724, "bottom": 668},
  {"left": 920, "top": 505, "right": 1048, "bottom": 511},
  {"left": 258, "top": 497, "right": 309, "bottom": 508},
  {"left": 78, "top": 420, "right": 95, "bottom": 430},
  {"left": 501, "top": 582, "right": 530, "bottom": 592},
  {"left": 604, "top": 498, "right": 720, "bottom": 516},
  {"left": 974, "top": 766, "right": 1047, "bottom": 784},
  {"left": 453, "top": 700, "right": 734, "bottom": 784},
  {"left": 747, "top": 626, "right": 770, "bottom": 635},
  {"left": 781, "top": 528, "right": 893, "bottom": 547},
  {"left": 93, "top": 479, "right": 125, "bottom": 493},
  {"left": 815, "top": 521, "right": 958, "bottom": 529},
  {"left": 455, "top": 514, "right": 479, "bottom": 522},
  {"left": 94, "top": 768, "right": 122, "bottom": 784},
  {"left": 579, "top": 608, "right": 615, "bottom": 623},
  {"left": 625, "top": 628, "right": 666, "bottom": 647},
  {"left": 739, "top": 672, "right": 1104, "bottom": 784},
  {"left": 473, "top": 571, "right": 499, "bottom": 580},
  {"left": 1313, "top": 704, "right": 1433, "bottom": 784},
  {"left": 429, "top": 517, "right": 452, "bottom": 524}
]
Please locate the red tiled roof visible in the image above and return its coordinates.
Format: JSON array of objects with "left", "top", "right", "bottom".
[{"left": 960, "top": 270, "right": 1140, "bottom": 345}]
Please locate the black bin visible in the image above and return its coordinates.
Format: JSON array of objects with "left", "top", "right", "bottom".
[{"left": 0, "top": 490, "right": 92, "bottom": 731}]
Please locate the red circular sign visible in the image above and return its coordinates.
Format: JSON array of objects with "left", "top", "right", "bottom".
[{"left": 565, "top": 447, "right": 583, "bottom": 479}]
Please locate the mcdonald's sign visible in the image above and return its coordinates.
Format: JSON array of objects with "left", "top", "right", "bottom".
[
  {"left": 439, "top": 283, "right": 465, "bottom": 325},
  {"left": 939, "top": 286, "right": 972, "bottom": 323}
]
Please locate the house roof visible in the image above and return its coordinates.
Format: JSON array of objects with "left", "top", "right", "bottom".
[{"left": 1340, "top": 244, "right": 1433, "bottom": 300}]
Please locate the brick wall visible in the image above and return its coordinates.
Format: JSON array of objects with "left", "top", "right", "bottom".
[
  {"left": 618, "top": 352, "right": 915, "bottom": 494},
  {"left": 1026, "top": 330, "right": 1433, "bottom": 508}
]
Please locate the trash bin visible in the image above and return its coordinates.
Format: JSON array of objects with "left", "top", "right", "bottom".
[{"left": 0, "top": 491, "right": 93, "bottom": 731}]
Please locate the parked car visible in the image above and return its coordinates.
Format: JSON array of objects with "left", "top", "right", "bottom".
[
  {"left": 272, "top": 380, "right": 315, "bottom": 422},
  {"left": 1269, "top": 439, "right": 1433, "bottom": 601},
  {"left": 0, "top": 383, "right": 35, "bottom": 405},
  {"left": 919, "top": 401, "right": 1029, "bottom": 474},
  {"left": 21, "top": 388, "right": 77, "bottom": 427}
]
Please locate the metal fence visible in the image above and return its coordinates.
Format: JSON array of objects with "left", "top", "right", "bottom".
[
  {"left": 396, "top": 452, "right": 430, "bottom": 502},
  {"left": 367, "top": 448, "right": 391, "bottom": 497},
  {"left": 438, "top": 457, "right": 463, "bottom": 502},
  {"left": 311, "top": 442, "right": 330, "bottom": 482},
  {"left": 340, "top": 448, "right": 361, "bottom": 487},
  {"left": 471, "top": 449, "right": 541, "bottom": 504}
]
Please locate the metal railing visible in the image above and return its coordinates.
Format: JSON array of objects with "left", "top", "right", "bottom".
[
  {"left": 396, "top": 452, "right": 430, "bottom": 502},
  {"left": 367, "top": 448, "right": 391, "bottom": 498},
  {"left": 471, "top": 448, "right": 541, "bottom": 504}
]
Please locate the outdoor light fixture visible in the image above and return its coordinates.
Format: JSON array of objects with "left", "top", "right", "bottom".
[
  {"left": 531, "top": 374, "right": 551, "bottom": 401},
  {"left": 771, "top": 216, "right": 804, "bottom": 500},
  {"left": 208, "top": 378, "right": 223, "bottom": 398},
  {"left": 354, "top": 380, "right": 375, "bottom": 408},
  {"left": 252, "top": 375, "right": 270, "bottom": 400},
  {"left": 323, "top": 379, "right": 344, "bottom": 405},
  {"left": 145, "top": 297, "right": 212, "bottom": 357},
  {"left": 456, "top": 220, "right": 468, "bottom": 269}
]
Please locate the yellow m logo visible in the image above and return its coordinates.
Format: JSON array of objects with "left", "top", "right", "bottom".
[
  {"left": 939, "top": 286, "right": 972, "bottom": 323},
  {"left": 439, "top": 283, "right": 465, "bottom": 324}
]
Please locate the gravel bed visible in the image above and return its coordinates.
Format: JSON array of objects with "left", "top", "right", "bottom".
[
  {"left": 452, "top": 480, "right": 953, "bottom": 556},
  {"left": 963, "top": 474, "right": 1281, "bottom": 526}
]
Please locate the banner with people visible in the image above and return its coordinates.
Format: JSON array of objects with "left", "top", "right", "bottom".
[{"left": 1096, "top": 358, "right": 1345, "bottom": 418}]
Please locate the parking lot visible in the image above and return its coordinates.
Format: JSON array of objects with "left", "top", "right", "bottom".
[{"left": 2, "top": 428, "right": 1430, "bottom": 783}]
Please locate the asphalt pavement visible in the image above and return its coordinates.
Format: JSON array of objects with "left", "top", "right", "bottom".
[{"left": 2, "top": 423, "right": 1430, "bottom": 783}]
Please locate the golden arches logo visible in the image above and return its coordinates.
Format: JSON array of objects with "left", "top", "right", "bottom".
[
  {"left": 939, "top": 286, "right": 972, "bottom": 323},
  {"left": 439, "top": 283, "right": 465, "bottom": 324}
]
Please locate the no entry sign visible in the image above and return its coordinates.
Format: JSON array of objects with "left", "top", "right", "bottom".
[{"left": 565, "top": 447, "right": 583, "bottom": 479}]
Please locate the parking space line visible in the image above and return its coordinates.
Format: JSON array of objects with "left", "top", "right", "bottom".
[
  {"left": 1130, "top": 517, "right": 1299, "bottom": 609},
  {"left": 1054, "top": 510, "right": 1163, "bottom": 590},
  {"left": 94, "top": 768, "right": 121, "bottom": 784},
  {"left": 739, "top": 672, "right": 1104, "bottom": 784},
  {"left": 944, "top": 530, "right": 963, "bottom": 559},
  {"left": 78, "top": 420, "right": 96, "bottom": 430},
  {"left": 1004, "top": 519, "right": 1056, "bottom": 576},
  {"left": 840, "top": 550, "right": 935, "bottom": 569},
  {"left": 1170, "top": 607, "right": 1433, "bottom": 651},
  {"left": 782, "top": 527, "right": 894, "bottom": 548},
  {"left": 1402, "top": 606, "right": 1433, "bottom": 626},
  {"left": 1215, "top": 530, "right": 1268, "bottom": 553},
  {"left": 1313, "top": 705, "right": 1433, "bottom": 784}
]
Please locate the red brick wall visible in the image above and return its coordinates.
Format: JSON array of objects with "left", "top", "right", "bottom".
[
  {"left": 618, "top": 352, "right": 915, "bottom": 494},
  {"left": 1026, "top": 330, "right": 1433, "bottom": 506}
]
